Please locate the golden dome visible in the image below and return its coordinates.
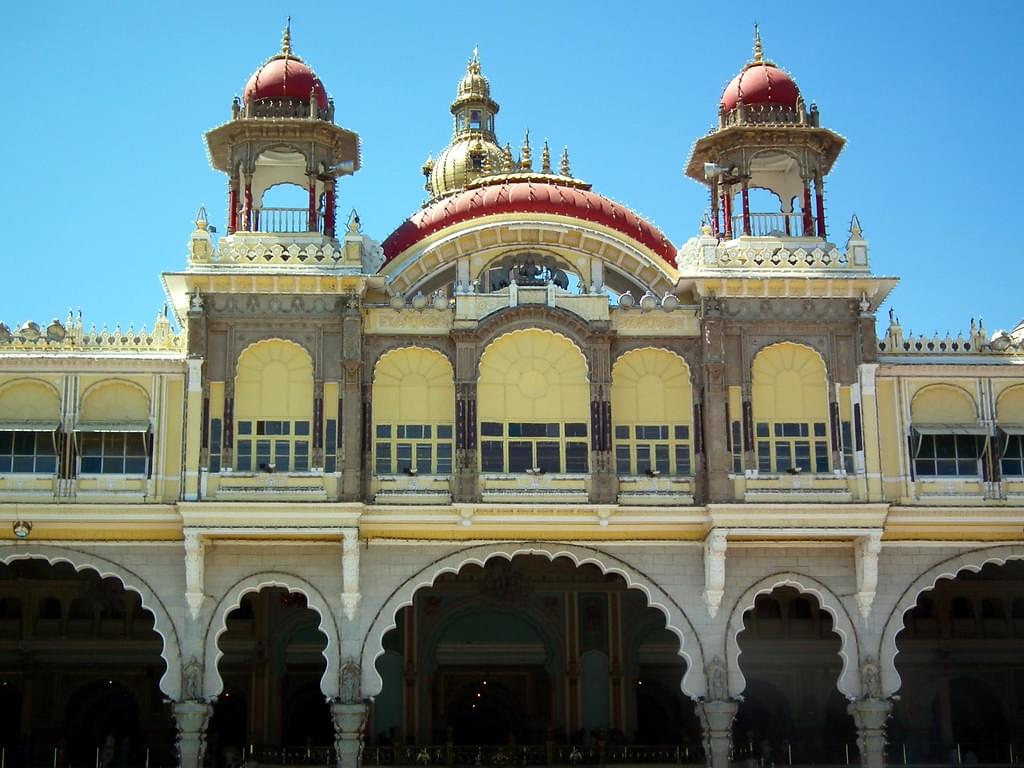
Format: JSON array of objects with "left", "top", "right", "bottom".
[
  {"left": 451, "top": 48, "right": 499, "bottom": 115},
  {"left": 427, "top": 135, "right": 505, "bottom": 199}
]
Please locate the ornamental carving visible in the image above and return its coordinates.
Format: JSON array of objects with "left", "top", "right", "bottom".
[{"left": 479, "top": 561, "right": 533, "bottom": 604}]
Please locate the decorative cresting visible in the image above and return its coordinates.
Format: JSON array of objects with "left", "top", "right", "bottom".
[
  {"left": 360, "top": 543, "right": 707, "bottom": 699},
  {"left": 877, "top": 314, "right": 1013, "bottom": 355},
  {"left": 203, "top": 573, "right": 342, "bottom": 700},
  {"left": 724, "top": 573, "right": 861, "bottom": 700},
  {"left": 0, "top": 546, "right": 183, "bottom": 700},
  {"left": 477, "top": 329, "right": 589, "bottom": 423},
  {"left": 234, "top": 338, "right": 314, "bottom": 424},
  {"left": 372, "top": 347, "right": 455, "bottom": 424},
  {"left": 0, "top": 311, "right": 182, "bottom": 353},
  {"left": 876, "top": 545, "right": 1024, "bottom": 699}
]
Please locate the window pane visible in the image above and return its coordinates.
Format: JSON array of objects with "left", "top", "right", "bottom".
[
  {"left": 294, "top": 421, "right": 310, "bottom": 436},
  {"left": 615, "top": 445, "right": 631, "bottom": 475},
  {"left": 565, "top": 442, "right": 588, "bottom": 473},
  {"left": 436, "top": 443, "right": 453, "bottom": 475},
  {"left": 36, "top": 455, "right": 57, "bottom": 474},
  {"left": 81, "top": 456, "right": 102, "bottom": 473},
  {"left": 674, "top": 425, "right": 689, "bottom": 440},
  {"left": 376, "top": 424, "right": 392, "bottom": 438},
  {"left": 654, "top": 444, "right": 670, "bottom": 474},
  {"left": 508, "top": 441, "right": 533, "bottom": 472},
  {"left": 124, "top": 457, "right": 147, "bottom": 474},
  {"left": 12, "top": 456, "right": 35, "bottom": 473},
  {"left": 565, "top": 423, "right": 587, "bottom": 437},
  {"left": 935, "top": 435, "right": 957, "bottom": 459},
  {"left": 236, "top": 440, "right": 252, "bottom": 471},
  {"left": 210, "top": 419, "right": 222, "bottom": 450},
  {"left": 125, "top": 434, "right": 147, "bottom": 457},
  {"left": 0, "top": 433, "right": 11, "bottom": 453},
  {"left": 255, "top": 439, "right": 272, "bottom": 469},
  {"left": 102, "top": 456, "right": 126, "bottom": 474},
  {"left": 536, "top": 442, "right": 561, "bottom": 473},
  {"left": 326, "top": 420, "right": 337, "bottom": 448},
  {"left": 776, "top": 442, "right": 792, "bottom": 472},
  {"left": 674, "top": 445, "right": 691, "bottom": 476},
  {"left": 12, "top": 432, "right": 34, "bottom": 453},
  {"left": 416, "top": 444, "right": 432, "bottom": 475},
  {"left": 375, "top": 444, "right": 392, "bottom": 475},
  {"left": 636, "top": 445, "right": 651, "bottom": 474},
  {"left": 210, "top": 456, "right": 221, "bottom": 474},
  {"left": 294, "top": 441, "right": 309, "bottom": 472},
  {"left": 815, "top": 443, "right": 830, "bottom": 473},
  {"left": 615, "top": 426, "right": 629, "bottom": 440},
  {"left": 0, "top": 457, "right": 10, "bottom": 473},
  {"left": 481, "top": 441, "right": 504, "bottom": 472},
  {"left": 274, "top": 440, "right": 290, "bottom": 472},
  {"left": 756, "top": 423, "right": 769, "bottom": 437},
  {"left": 396, "top": 444, "right": 412, "bottom": 473},
  {"left": 813, "top": 422, "right": 827, "bottom": 437},
  {"left": 794, "top": 442, "right": 811, "bottom": 472},
  {"left": 437, "top": 425, "right": 453, "bottom": 439},
  {"left": 956, "top": 435, "right": 980, "bottom": 459},
  {"left": 238, "top": 421, "right": 252, "bottom": 435},
  {"left": 481, "top": 422, "right": 503, "bottom": 437}
]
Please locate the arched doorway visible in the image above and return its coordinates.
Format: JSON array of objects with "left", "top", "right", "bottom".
[
  {"left": 207, "top": 587, "right": 333, "bottom": 766},
  {"left": 733, "top": 587, "right": 857, "bottom": 765},
  {"left": 368, "top": 555, "right": 702, "bottom": 763},
  {"left": 0, "top": 559, "right": 172, "bottom": 766},
  {"left": 893, "top": 560, "right": 1024, "bottom": 764}
]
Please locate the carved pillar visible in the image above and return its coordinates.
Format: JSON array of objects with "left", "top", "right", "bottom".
[
  {"left": 701, "top": 298, "right": 731, "bottom": 501},
  {"left": 173, "top": 700, "right": 213, "bottom": 768},
  {"left": 721, "top": 187, "right": 733, "bottom": 239},
  {"left": 589, "top": 336, "right": 615, "bottom": 504},
  {"left": 695, "top": 700, "right": 738, "bottom": 768},
  {"left": 227, "top": 175, "right": 239, "bottom": 234},
  {"left": 741, "top": 181, "right": 751, "bottom": 236},
  {"left": 183, "top": 531, "right": 205, "bottom": 621},
  {"left": 710, "top": 182, "right": 720, "bottom": 237},
  {"left": 243, "top": 180, "right": 253, "bottom": 232},
  {"left": 332, "top": 702, "right": 368, "bottom": 768},
  {"left": 453, "top": 334, "right": 480, "bottom": 503},
  {"left": 308, "top": 173, "right": 319, "bottom": 233},
  {"left": 341, "top": 300, "right": 364, "bottom": 501},
  {"left": 325, "top": 178, "right": 337, "bottom": 239},
  {"left": 341, "top": 528, "right": 361, "bottom": 621},
  {"left": 848, "top": 698, "right": 892, "bottom": 768},
  {"left": 703, "top": 530, "right": 728, "bottom": 618},
  {"left": 854, "top": 534, "right": 882, "bottom": 620},
  {"left": 815, "top": 175, "right": 827, "bottom": 239}
]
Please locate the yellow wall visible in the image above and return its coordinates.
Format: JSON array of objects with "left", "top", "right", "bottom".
[
  {"left": 80, "top": 380, "right": 150, "bottom": 422},
  {"left": 751, "top": 342, "right": 828, "bottom": 421},
  {"left": 478, "top": 329, "right": 589, "bottom": 422},
  {"left": 0, "top": 379, "right": 61, "bottom": 420},
  {"left": 235, "top": 339, "right": 314, "bottom": 422},
  {"left": 997, "top": 384, "right": 1024, "bottom": 424},
  {"left": 373, "top": 347, "right": 454, "bottom": 424},
  {"left": 612, "top": 349, "right": 691, "bottom": 424},
  {"left": 910, "top": 384, "right": 977, "bottom": 424}
]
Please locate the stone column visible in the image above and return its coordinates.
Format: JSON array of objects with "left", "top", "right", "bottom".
[
  {"left": 696, "top": 700, "right": 738, "bottom": 768},
  {"left": 173, "top": 700, "right": 213, "bottom": 768},
  {"left": 340, "top": 299, "right": 364, "bottom": 501},
  {"left": 848, "top": 698, "right": 892, "bottom": 768},
  {"left": 588, "top": 335, "right": 615, "bottom": 504},
  {"left": 701, "top": 296, "right": 731, "bottom": 501},
  {"left": 453, "top": 332, "right": 480, "bottom": 503},
  {"left": 332, "top": 702, "right": 368, "bottom": 768}
]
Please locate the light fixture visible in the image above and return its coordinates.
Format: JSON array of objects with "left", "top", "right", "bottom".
[{"left": 12, "top": 521, "right": 32, "bottom": 539}]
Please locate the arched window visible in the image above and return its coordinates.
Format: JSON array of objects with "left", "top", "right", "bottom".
[
  {"left": 477, "top": 330, "right": 590, "bottom": 474},
  {"left": 234, "top": 340, "right": 314, "bottom": 472},
  {"left": 996, "top": 386, "right": 1024, "bottom": 478},
  {"left": 910, "top": 385, "right": 983, "bottom": 478},
  {"left": 77, "top": 381, "right": 151, "bottom": 475},
  {"left": 751, "top": 343, "right": 830, "bottom": 473},
  {"left": 0, "top": 380, "right": 60, "bottom": 474},
  {"left": 611, "top": 349, "right": 693, "bottom": 476},
  {"left": 372, "top": 348, "right": 455, "bottom": 476}
]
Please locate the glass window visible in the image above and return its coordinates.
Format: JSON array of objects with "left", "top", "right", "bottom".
[
  {"left": 235, "top": 420, "right": 312, "bottom": 472},
  {"left": 613, "top": 423, "right": 692, "bottom": 476},
  {"left": 479, "top": 422, "right": 589, "bottom": 474},
  {"left": 0, "top": 431, "right": 57, "bottom": 474},
  {"left": 913, "top": 433, "right": 981, "bottom": 478},
  {"left": 79, "top": 431, "right": 148, "bottom": 475},
  {"left": 1002, "top": 434, "right": 1024, "bottom": 477},
  {"left": 755, "top": 421, "right": 830, "bottom": 474},
  {"left": 374, "top": 423, "right": 455, "bottom": 475},
  {"left": 324, "top": 419, "right": 338, "bottom": 474}
]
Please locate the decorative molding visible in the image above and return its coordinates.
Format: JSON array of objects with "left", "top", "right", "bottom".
[
  {"left": 703, "top": 530, "right": 728, "bottom": 617},
  {"left": 183, "top": 530, "right": 206, "bottom": 621},
  {"left": 341, "top": 528, "right": 361, "bottom": 621},
  {"left": 854, "top": 533, "right": 882, "bottom": 620}
]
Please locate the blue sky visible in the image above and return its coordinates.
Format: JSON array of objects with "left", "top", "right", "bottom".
[{"left": 3, "top": 1, "right": 1021, "bottom": 337}]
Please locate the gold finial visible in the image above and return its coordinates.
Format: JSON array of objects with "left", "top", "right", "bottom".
[
  {"left": 282, "top": 17, "right": 293, "bottom": 56},
  {"left": 560, "top": 146, "right": 572, "bottom": 177},
  {"left": 468, "top": 45, "right": 481, "bottom": 75},
  {"left": 541, "top": 140, "right": 552, "bottom": 174},
  {"left": 752, "top": 22, "right": 763, "bottom": 63},
  {"left": 520, "top": 129, "right": 532, "bottom": 171},
  {"left": 502, "top": 143, "right": 515, "bottom": 173}
]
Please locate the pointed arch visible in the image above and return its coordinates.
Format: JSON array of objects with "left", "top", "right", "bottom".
[
  {"left": 203, "top": 571, "right": 341, "bottom": 700},
  {"left": 360, "top": 542, "right": 706, "bottom": 700},
  {"left": 725, "top": 572, "right": 861, "bottom": 700},
  {"left": 0, "top": 545, "right": 182, "bottom": 700}
]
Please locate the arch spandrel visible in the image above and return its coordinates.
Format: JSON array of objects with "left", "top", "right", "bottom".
[
  {"left": 996, "top": 384, "right": 1024, "bottom": 424},
  {"left": 360, "top": 543, "right": 707, "bottom": 701},
  {"left": 724, "top": 572, "right": 861, "bottom": 700},
  {"left": 79, "top": 380, "right": 151, "bottom": 423},
  {"left": 203, "top": 571, "right": 341, "bottom": 700},
  {"left": 0, "top": 546, "right": 182, "bottom": 700},
  {"left": 877, "top": 544, "right": 1024, "bottom": 698},
  {"left": 0, "top": 379, "right": 61, "bottom": 421}
]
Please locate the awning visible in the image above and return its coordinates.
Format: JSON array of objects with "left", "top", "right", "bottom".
[
  {"left": 0, "top": 420, "right": 60, "bottom": 432},
  {"left": 912, "top": 424, "right": 988, "bottom": 436},
  {"left": 998, "top": 424, "right": 1024, "bottom": 436},
  {"left": 74, "top": 421, "right": 151, "bottom": 433}
]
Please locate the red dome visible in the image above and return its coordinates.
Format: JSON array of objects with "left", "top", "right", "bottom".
[
  {"left": 382, "top": 181, "right": 676, "bottom": 267},
  {"left": 721, "top": 63, "right": 799, "bottom": 112},
  {"left": 244, "top": 56, "right": 328, "bottom": 109}
]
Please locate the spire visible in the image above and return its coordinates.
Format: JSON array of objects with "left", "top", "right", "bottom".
[
  {"left": 752, "top": 22, "right": 763, "bottom": 63},
  {"left": 502, "top": 144, "right": 515, "bottom": 173},
  {"left": 282, "top": 17, "right": 293, "bottom": 57},
  {"left": 560, "top": 146, "right": 572, "bottom": 177},
  {"left": 520, "top": 130, "right": 532, "bottom": 171},
  {"left": 541, "top": 140, "right": 552, "bottom": 173}
]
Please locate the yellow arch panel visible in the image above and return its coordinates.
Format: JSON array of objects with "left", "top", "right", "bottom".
[
  {"left": 911, "top": 384, "right": 977, "bottom": 425},
  {"left": 479, "top": 330, "right": 589, "bottom": 422},
  {"left": 0, "top": 380, "right": 60, "bottom": 421},
  {"left": 373, "top": 348, "right": 455, "bottom": 423},
  {"left": 236, "top": 339, "right": 313, "bottom": 421},
  {"left": 80, "top": 381, "right": 150, "bottom": 422},
  {"left": 997, "top": 385, "right": 1024, "bottom": 425},
  {"left": 612, "top": 349, "right": 692, "bottom": 424},
  {"left": 752, "top": 343, "right": 828, "bottom": 422}
]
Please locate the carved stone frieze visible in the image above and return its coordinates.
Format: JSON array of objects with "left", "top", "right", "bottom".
[
  {"left": 611, "top": 309, "right": 700, "bottom": 336},
  {"left": 718, "top": 298, "right": 859, "bottom": 322},
  {"left": 363, "top": 308, "right": 453, "bottom": 335},
  {"left": 208, "top": 294, "right": 343, "bottom": 316}
]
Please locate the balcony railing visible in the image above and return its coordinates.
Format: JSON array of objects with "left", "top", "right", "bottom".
[
  {"left": 728, "top": 212, "right": 815, "bottom": 238},
  {"left": 252, "top": 207, "right": 325, "bottom": 234}
]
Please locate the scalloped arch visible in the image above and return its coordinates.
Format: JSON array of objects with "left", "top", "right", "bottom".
[
  {"left": 751, "top": 341, "right": 829, "bottom": 423},
  {"left": 203, "top": 572, "right": 341, "bottom": 700},
  {"left": 725, "top": 572, "right": 861, "bottom": 700},
  {"left": 0, "top": 546, "right": 181, "bottom": 700},
  {"left": 373, "top": 346, "right": 456, "bottom": 425},
  {"left": 877, "top": 544, "right": 1024, "bottom": 698},
  {"left": 996, "top": 384, "right": 1024, "bottom": 423},
  {"left": 79, "top": 379, "right": 151, "bottom": 422},
  {"left": 0, "top": 378, "right": 62, "bottom": 421},
  {"left": 360, "top": 543, "right": 707, "bottom": 700},
  {"left": 612, "top": 348, "right": 693, "bottom": 425},
  {"left": 910, "top": 383, "right": 978, "bottom": 424}
]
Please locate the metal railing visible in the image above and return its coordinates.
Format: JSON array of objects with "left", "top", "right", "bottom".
[
  {"left": 728, "top": 212, "right": 814, "bottom": 238},
  {"left": 251, "top": 207, "right": 324, "bottom": 234},
  {"left": 242, "top": 743, "right": 336, "bottom": 765},
  {"left": 363, "top": 743, "right": 703, "bottom": 767}
]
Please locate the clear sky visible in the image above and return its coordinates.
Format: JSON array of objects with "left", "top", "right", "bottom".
[{"left": 3, "top": 1, "right": 1021, "bottom": 338}]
